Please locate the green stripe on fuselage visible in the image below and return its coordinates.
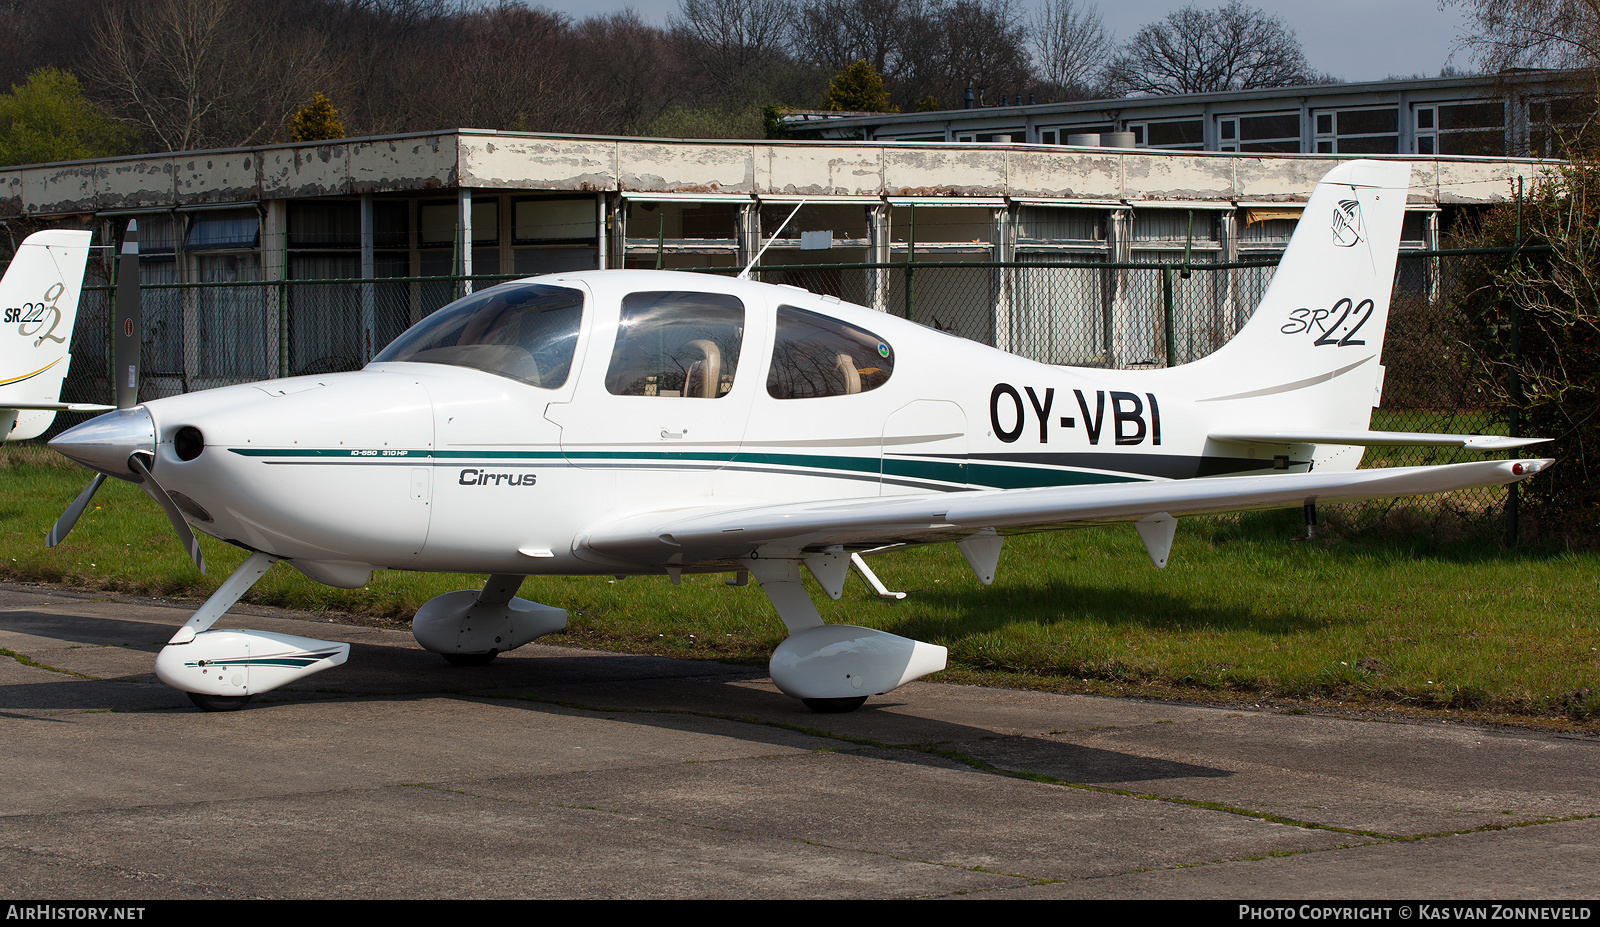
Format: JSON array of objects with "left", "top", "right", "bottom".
[{"left": 227, "top": 447, "right": 1148, "bottom": 489}]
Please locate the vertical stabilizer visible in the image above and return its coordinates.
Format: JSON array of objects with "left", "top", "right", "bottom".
[
  {"left": 1188, "top": 159, "right": 1411, "bottom": 437},
  {"left": 0, "top": 229, "right": 95, "bottom": 440}
]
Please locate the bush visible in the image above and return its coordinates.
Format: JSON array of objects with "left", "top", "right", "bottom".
[{"left": 1451, "top": 161, "right": 1600, "bottom": 529}]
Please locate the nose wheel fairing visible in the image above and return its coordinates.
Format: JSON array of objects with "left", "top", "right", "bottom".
[{"left": 154, "top": 552, "right": 351, "bottom": 706}]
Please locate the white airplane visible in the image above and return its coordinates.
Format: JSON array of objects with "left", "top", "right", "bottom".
[
  {"left": 0, "top": 229, "right": 111, "bottom": 440},
  {"left": 45, "top": 160, "right": 1552, "bottom": 713}
]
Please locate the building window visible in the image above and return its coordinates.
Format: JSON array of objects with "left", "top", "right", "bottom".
[
  {"left": 1129, "top": 118, "right": 1204, "bottom": 151},
  {"left": 185, "top": 209, "right": 258, "bottom": 251},
  {"left": 623, "top": 198, "right": 743, "bottom": 270},
  {"left": 956, "top": 130, "right": 1024, "bottom": 142},
  {"left": 132, "top": 215, "right": 181, "bottom": 380},
  {"left": 1013, "top": 205, "right": 1113, "bottom": 366},
  {"left": 1038, "top": 124, "right": 1113, "bottom": 145},
  {"left": 1313, "top": 107, "right": 1398, "bottom": 154},
  {"left": 511, "top": 197, "right": 598, "bottom": 276},
  {"left": 1218, "top": 113, "right": 1301, "bottom": 153},
  {"left": 1527, "top": 96, "right": 1597, "bottom": 156},
  {"left": 1414, "top": 101, "right": 1505, "bottom": 156},
  {"left": 1131, "top": 209, "right": 1226, "bottom": 365}
]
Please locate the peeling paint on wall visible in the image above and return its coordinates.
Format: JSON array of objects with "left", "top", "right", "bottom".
[{"left": 0, "top": 130, "right": 1549, "bottom": 218}]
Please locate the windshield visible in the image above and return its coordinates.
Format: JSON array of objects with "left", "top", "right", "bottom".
[{"left": 372, "top": 282, "right": 584, "bottom": 389}]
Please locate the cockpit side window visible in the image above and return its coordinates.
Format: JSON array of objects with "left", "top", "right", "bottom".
[
  {"left": 605, "top": 291, "right": 745, "bottom": 398},
  {"left": 768, "top": 305, "right": 893, "bottom": 399},
  {"left": 372, "top": 282, "right": 584, "bottom": 389}
]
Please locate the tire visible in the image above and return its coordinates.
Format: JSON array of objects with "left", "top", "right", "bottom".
[
  {"left": 187, "top": 692, "right": 253, "bottom": 712},
  {"left": 801, "top": 696, "right": 868, "bottom": 714},
  {"left": 442, "top": 651, "right": 498, "bottom": 667}
]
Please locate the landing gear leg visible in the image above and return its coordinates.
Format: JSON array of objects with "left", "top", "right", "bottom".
[{"left": 1292, "top": 500, "right": 1318, "bottom": 541}]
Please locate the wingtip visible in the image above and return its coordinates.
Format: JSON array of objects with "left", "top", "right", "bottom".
[{"left": 1509, "top": 458, "right": 1556, "bottom": 479}]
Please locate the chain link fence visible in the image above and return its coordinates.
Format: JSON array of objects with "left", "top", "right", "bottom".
[{"left": 43, "top": 249, "right": 1523, "bottom": 535}]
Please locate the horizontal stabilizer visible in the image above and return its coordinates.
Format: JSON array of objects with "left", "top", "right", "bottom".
[
  {"left": 1210, "top": 430, "right": 1550, "bottom": 451},
  {"left": 3, "top": 402, "right": 115, "bottom": 413}
]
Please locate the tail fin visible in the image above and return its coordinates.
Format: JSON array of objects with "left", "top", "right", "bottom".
[
  {"left": 1194, "top": 159, "right": 1411, "bottom": 434},
  {"left": 0, "top": 229, "right": 95, "bottom": 441}
]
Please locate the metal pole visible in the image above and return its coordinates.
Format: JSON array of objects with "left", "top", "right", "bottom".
[
  {"left": 1506, "top": 175, "right": 1524, "bottom": 545},
  {"left": 1162, "top": 264, "right": 1176, "bottom": 366},
  {"left": 278, "top": 228, "right": 289, "bottom": 378},
  {"left": 905, "top": 204, "right": 916, "bottom": 322}
]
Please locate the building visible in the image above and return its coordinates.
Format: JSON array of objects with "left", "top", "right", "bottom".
[
  {"left": 0, "top": 130, "right": 1549, "bottom": 400},
  {"left": 785, "top": 71, "right": 1593, "bottom": 159}
]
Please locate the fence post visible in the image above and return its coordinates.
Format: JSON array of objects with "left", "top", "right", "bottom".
[
  {"left": 1505, "top": 176, "right": 1525, "bottom": 545},
  {"left": 278, "top": 233, "right": 289, "bottom": 379},
  {"left": 1162, "top": 264, "right": 1176, "bottom": 366},
  {"left": 905, "top": 204, "right": 916, "bottom": 322}
]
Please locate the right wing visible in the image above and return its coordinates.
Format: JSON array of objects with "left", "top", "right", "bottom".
[{"left": 578, "top": 458, "right": 1552, "bottom": 569}]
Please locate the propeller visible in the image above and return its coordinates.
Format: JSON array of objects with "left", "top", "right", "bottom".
[{"left": 45, "top": 221, "right": 205, "bottom": 573}]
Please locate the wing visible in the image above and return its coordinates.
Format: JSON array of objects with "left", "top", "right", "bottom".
[{"left": 577, "top": 458, "right": 1552, "bottom": 569}]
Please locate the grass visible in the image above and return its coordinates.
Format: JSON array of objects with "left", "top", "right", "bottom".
[{"left": 4, "top": 442, "right": 1597, "bottom": 724}]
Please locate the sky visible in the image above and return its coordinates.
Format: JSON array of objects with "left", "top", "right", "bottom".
[{"left": 546, "top": 0, "right": 1480, "bottom": 84}]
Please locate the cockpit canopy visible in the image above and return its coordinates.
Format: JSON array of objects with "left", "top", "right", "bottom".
[
  {"left": 375, "top": 277, "right": 895, "bottom": 400},
  {"left": 372, "top": 282, "right": 584, "bottom": 389}
]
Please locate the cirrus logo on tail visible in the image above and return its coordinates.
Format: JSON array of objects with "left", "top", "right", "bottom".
[{"left": 1331, "top": 199, "right": 1364, "bottom": 247}]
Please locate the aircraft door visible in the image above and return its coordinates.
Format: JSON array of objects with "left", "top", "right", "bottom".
[{"left": 548, "top": 288, "right": 756, "bottom": 473}]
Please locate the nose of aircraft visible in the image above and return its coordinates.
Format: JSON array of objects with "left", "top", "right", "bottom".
[{"left": 48, "top": 407, "right": 155, "bottom": 479}]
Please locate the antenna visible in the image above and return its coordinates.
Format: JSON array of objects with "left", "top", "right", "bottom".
[{"left": 738, "top": 200, "right": 805, "bottom": 280}]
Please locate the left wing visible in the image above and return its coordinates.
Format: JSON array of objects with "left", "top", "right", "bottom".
[{"left": 578, "top": 459, "right": 1551, "bottom": 568}]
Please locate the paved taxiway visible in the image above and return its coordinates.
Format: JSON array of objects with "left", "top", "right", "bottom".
[{"left": 0, "top": 583, "right": 1595, "bottom": 899}]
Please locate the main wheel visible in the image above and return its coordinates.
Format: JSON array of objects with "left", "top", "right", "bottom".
[
  {"left": 442, "top": 651, "right": 498, "bottom": 667},
  {"left": 187, "top": 692, "right": 253, "bottom": 712},
  {"left": 801, "top": 696, "right": 868, "bottom": 714}
]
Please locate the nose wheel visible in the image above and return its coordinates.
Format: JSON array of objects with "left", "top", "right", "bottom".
[
  {"left": 187, "top": 692, "right": 253, "bottom": 712},
  {"left": 801, "top": 696, "right": 867, "bottom": 714}
]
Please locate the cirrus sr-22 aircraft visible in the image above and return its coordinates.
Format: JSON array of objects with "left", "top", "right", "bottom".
[{"left": 44, "top": 159, "right": 1551, "bottom": 713}]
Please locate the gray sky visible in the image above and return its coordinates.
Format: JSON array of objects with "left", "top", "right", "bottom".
[{"left": 551, "top": 0, "right": 1480, "bottom": 84}]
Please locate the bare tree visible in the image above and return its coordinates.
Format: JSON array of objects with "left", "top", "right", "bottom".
[
  {"left": 897, "top": 0, "right": 1032, "bottom": 109},
  {"left": 309, "top": 0, "right": 458, "bottom": 137},
  {"left": 572, "top": 10, "right": 687, "bottom": 134},
  {"left": 1032, "top": 0, "right": 1110, "bottom": 100},
  {"left": 792, "top": 0, "right": 916, "bottom": 81},
  {"left": 410, "top": 3, "right": 603, "bottom": 134},
  {"left": 0, "top": 0, "right": 112, "bottom": 90},
  {"left": 672, "top": 0, "right": 797, "bottom": 89},
  {"left": 85, "top": 0, "right": 334, "bottom": 151},
  {"left": 1450, "top": 0, "right": 1600, "bottom": 71},
  {"left": 1105, "top": 1, "right": 1313, "bottom": 96}
]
